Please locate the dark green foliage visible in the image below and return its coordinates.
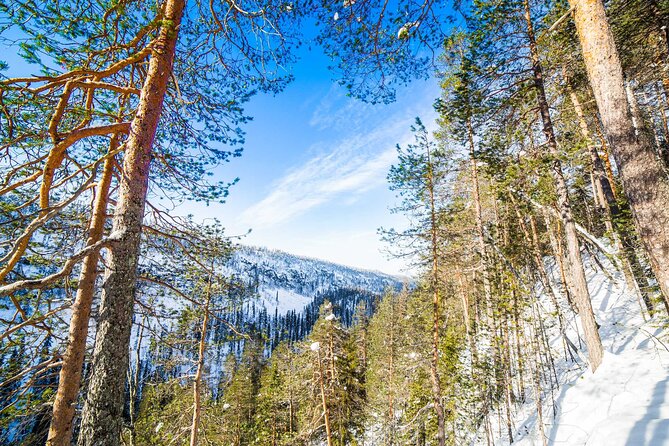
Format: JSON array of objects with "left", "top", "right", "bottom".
[{"left": 133, "top": 380, "right": 195, "bottom": 445}]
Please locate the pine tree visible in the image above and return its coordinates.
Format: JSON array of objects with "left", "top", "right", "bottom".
[
  {"left": 382, "top": 118, "right": 454, "bottom": 445},
  {"left": 254, "top": 342, "right": 301, "bottom": 446},
  {"left": 568, "top": 0, "right": 669, "bottom": 304},
  {"left": 366, "top": 289, "right": 410, "bottom": 445}
]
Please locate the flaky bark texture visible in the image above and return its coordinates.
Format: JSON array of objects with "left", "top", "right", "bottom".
[
  {"left": 568, "top": 0, "right": 669, "bottom": 307},
  {"left": 523, "top": 0, "right": 603, "bottom": 370},
  {"left": 77, "top": 1, "right": 185, "bottom": 444},
  {"left": 47, "top": 137, "right": 117, "bottom": 446}
]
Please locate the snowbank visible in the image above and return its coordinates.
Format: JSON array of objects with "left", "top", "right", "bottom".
[{"left": 505, "top": 256, "right": 669, "bottom": 445}]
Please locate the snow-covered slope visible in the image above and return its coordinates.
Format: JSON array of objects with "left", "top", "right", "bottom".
[
  {"left": 502, "top": 256, "right": 669, "bottom": 446},
  {"left": 227, "top": 245, "right": 405, "bottom": 315},
  {"left": 133, "top": 245, "right": 404, "bottom": 392}
]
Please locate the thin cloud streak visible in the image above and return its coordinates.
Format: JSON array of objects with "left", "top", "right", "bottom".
[
  {"left": 241, "top": 86, "right": 438, "bottom": 229},
  {"left": 241, "top": 121, "right": 407, "bottom": 228},
  {"left": 309, "top": 86, "right": 375, "bottom": 131}
]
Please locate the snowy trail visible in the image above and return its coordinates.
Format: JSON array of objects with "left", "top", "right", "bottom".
[{"left": 512, "top": 257, "right": 669, "bottom": 446}]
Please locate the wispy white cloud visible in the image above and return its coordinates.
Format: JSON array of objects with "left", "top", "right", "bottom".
[
  {"left": 309, "top": 86, "right": 376, "bottom": 131},
  {"left": 241, "top": 126, "right": 402, "bottom": 228},
  {"left": 241, "top": 85, "right": 438, "bottom": 229}
]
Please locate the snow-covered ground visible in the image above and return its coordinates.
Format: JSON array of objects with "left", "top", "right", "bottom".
[
  {"left": 227, "top": 245, "right": 404, "bottom": 315},
  {"left": 260, "top": 286, "right": 314, "bottom": 314},
  {"left": 505, "top": 256, "right": 669, "bottom": 446}
]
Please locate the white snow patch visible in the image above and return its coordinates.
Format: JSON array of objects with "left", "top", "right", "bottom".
[
  {"left": 493, "top": 253, "right": 669, "bottom": 446},
  {"left": 261, "top": 287, "right": 313, "bottom": 315}
]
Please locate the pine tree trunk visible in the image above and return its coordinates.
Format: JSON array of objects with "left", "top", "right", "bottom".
[
  {"left": 511, "top": 291, "right": 525, "bottom": 402},
  {"left": 191, "top": 269, "right": 213, "bottom": 446},
  {"left": 467, "top": 120, "right": 494, "bottom": 313},
  {"left": 568, "top": 0, "right": 669, "bottom": 306},
  {"left": 566, "top": 81, "right": 615, "bottom": 231},
  {"left": 567, "top": 82, "right": 656, "bottom": 314},
  {"left": 543, "top": 212, "right": 574, "bottom": 311},
  {"left": 457, "top": 274, "right": 478, "bottom": 366},
  {"left": 504, "top": 360, "right": 514, "bottom": 443},
  {"left": 46, "top": 136, "right": 117, "bottom": 446},
  {"left": 316, "top": 348, "right": 333, "bottom": 446},
  {"left": 426, "top": 145, "right": 446, "bottom": 446},
  {"left": 77, "top": 1, "right": 184, "bottom": 444},
  {"left": 510, "top": 196, "right": 562, "bottom": 317},
  {"left": 387, "top": 322, "right": 395, "bottom": 446},
  {"left": 523, "top": 0, "right": 603, "bottom": 370},
  {"left": 532, "top": 338, "right": 547, "bottom": 446}
]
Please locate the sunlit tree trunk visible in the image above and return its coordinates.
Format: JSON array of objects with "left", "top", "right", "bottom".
[
  {"left": 426, "top": 144, "right": 447, "bottom": 446},
  {"left": 78, "top": 0, "right": 185, "bottom": 443},
  {"left": 47, "top": 135, "right": 117, "bottom": 446},
  {"left": 568, "top": 0, "right": 669, "bottom": 307},
  {"left": 190, "top": 268, "right": 214, "bottom": 446},
  {"left": 315, "top": 346, "right": 333, "bottom": 446},
  {"left": 567, "top": 81, "right": 656, "bottom": 314},
  {"left": 466, "top": 120, "right": 494, "bottom": 315},
  {"left": 523, "top": 0, "right": 603, "bottom": 370}
]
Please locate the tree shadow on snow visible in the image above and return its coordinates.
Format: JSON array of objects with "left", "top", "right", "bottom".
[{"left": 626, "top": 376, "right": 669, "bottom": 445}]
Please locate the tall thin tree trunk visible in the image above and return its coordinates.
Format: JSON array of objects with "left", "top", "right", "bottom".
[
  {"left": 387, "top": 313, "right": 395, "bottom": 446},
  {"left": 567, "top": 80, "right": 656, "bottom": 314},
  {"left": 190, "top": 267, "right": 214, "bottom": 446},
  {"left": 543, "top": 211, "right": 574, "bottom": 311},
  {"left": 568, "top": 0, "right": 669, "bottom": 306},
  {"left": 524, "top": 0, "right": 603, "bottom": 370},
  {"left": 47, "top": 135, "right": 117, "bottom": 446},
  {"left": 510, "top": 196, "right": 563, "bottom": 319},
  {"left": 503, "top": 357, "right": 514, "bottom": 444},
  {"left": 565, "top": 78, "right": 615, "bottom": 232},
  {"left": 532, "top": 328, "right": 548, "bottom": 446},
  {"left": 467, "top": 120, "right": 494, "bottom": 314},
  {"left": 457, "top": 274, "right": 478, "bottom": 367},
  {"left": 466, "top": 117, "right": 495, "bottom": 424},
  {"left": 316, "top": 348, "right": 333, "bottom": 446},
  {"left": 426, "top": 144, "right": 446, "bottom": 446},
  {"left": 511, "top": 290, "right": 525, "bottom": 402},
  {"left": 77, "top": 1, "right": 185, "bottom": 443}
]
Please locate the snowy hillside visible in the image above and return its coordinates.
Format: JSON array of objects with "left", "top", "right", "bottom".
[
  {"left": 227, "top": 245, "right": 406, "bottom": 315},
  {"left": 492, "top": 255, "right": 669, "bottom": 446},
  {"left": 132, "top": 245, "right": 404, "bottom": 394}
]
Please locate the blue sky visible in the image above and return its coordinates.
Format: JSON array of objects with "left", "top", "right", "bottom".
[
  {"left": 1, "top": 29, "right": 440, "bottom": 276},
  {"left": 185, "top": 48, "right": 440, "bottom": 275}
]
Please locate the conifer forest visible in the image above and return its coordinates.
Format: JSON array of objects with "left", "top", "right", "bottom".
[{"left": 2, "top": 0, "right": 669, "bottom": 445}]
